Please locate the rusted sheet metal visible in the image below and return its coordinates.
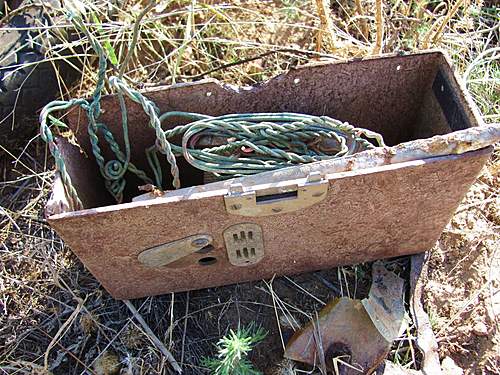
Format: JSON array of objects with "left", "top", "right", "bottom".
[
  {"left": 285, "top": 298, "right": 391, "bottom": 374},
  {"left": 285, "top": 262, "right": 406, "bottom": 373},
  {"left": 46, "top": 50, "right": 497, "bottom": 299},
  {"left": 48, "top": 149, "right": 490, "bottom": 299},
  {"left": 362, "top": 261, "right": 406, "bottom": 343}
]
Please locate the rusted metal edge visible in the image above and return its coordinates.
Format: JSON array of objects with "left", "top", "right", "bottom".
[
  {"left": 123, "top": 49, "right": 451, "bottom": 97},
  {"left": 410, "top": 253, "right": 442, "bottom": 375},
  {"left": 132, "top": 123, "right": 499, "bottom": 202},
  {"left": 48, "top": 141, "right": 495, "bottom": 220}
]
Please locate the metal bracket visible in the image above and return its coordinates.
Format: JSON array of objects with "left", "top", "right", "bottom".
[
  {"left": 138, "top": 234, "right": 213, "bottom": 267},
  {"left": 224, "top": 172, "right": 328, "bottom": 217}
]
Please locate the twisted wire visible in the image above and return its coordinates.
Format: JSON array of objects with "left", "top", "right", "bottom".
[{"left": 40, "top": 15, "right": 385, "bottom": 209}]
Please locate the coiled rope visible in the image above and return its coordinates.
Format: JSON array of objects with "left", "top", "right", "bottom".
[{"left": 40, "top": 15, "right": 385, "bottom": 211}]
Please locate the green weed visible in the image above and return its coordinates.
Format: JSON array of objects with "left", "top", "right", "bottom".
[{"left": 201, "top": 324, "right": 267, "bottom": 375}]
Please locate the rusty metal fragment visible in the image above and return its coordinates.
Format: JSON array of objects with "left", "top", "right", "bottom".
[
  {"left": 285, "top": 262, "right": 408, "bottom": 373},
  {"left": 362, "top": 261, "right": 406, "bottom": 343},
  {"left": 410, "top": 253, "right": 442, "bottom": 375},
  {"left": 375, "top": 254, "right": 443, "bottom": 374},
  {"left": 285, "top": 298, "right": 391, "bottom": 374}
]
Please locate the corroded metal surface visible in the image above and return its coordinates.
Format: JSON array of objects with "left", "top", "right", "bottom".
[
  {"left": 285, "top": 262, "right": 406, "bottom": 373},
  {"left": 284, "top": 298, "right": 391, "bottom": 374},
  {"left": 137, "top": 234, "right": 213, "bottom": 267},
  {"left": 362, "top": 261, "right": 406, "bottom": 343},
  {"left": 49, "top": 149, "right": 491, "bottom": 299},
  {"left": 47, "top": 51, "right": 497, "bottom": 298}
]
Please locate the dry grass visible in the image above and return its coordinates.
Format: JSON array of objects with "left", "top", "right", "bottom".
[{"left": 0, "top": 0, "right": 499, "bottom": 374}]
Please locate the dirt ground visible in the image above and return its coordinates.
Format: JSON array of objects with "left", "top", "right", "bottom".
[
  {"left": 423, "top": 156, "right": 500, "bottom": 374},
  {"left": 1, "top": 1, "right": 499, "bottom": 374}
]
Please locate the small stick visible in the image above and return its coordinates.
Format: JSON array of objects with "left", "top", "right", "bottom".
[
  {"left": 373, "top": 0, "right": 384, "bottom": 55},
  {"left": 142, "top": 48, "right": 339, "bottom": 84},
  {"left": 314, "top": 0, "right": 338, "bottom": 53},
  {"left": 44, "top": 299, "right": 84, "bottom": 371},
  {"left": 430, "top": 0, "right": 465, "bottom": 45},
  {"left": 124, "top": 300, "right": 182, "bottom": 373},
  {"left": 180, "top": 291, "right": 190, "bottom": 366},
  {"left": 118, "top": 0, "right": 157, "bottom": 79},
  {"left": 312, "top": 313, "right": 327, "bottom": 374},
  {"left": 410, "top": 254, "right": 442, "bottom": 374},
  {"left": 354, "top": 0, "right": 368, "bottom": 40}
]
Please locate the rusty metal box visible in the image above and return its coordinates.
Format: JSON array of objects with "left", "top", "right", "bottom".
[{"left": 47, "top": 51, "right": 499, "bottom": 299}]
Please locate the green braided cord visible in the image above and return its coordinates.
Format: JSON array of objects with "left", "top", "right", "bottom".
[
  {"left": 40, "top": 12, "right": 152, "bottom": 205},
  {"left": 40, "top": 13, "right": 386, "bottom": 209},
  {"left": 93, "top": 122, "right": 153, "bottom": 202},
  {"left": 40, "top": 99, "right": 88, "bottom": 210},
  {"left": 143, "top": 112, "right": 385, "bottom": 181},
  {"left": 109, "top": 76, "right": 181, "bottom": 189}
]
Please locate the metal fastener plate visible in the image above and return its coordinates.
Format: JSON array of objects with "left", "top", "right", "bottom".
[
  {"left": 138, "top": 234, "right": 213, "bottom": 267},
  {"left": 223, "top": 223, "right": 264, "bottom": 266},
  {"left": 224, "top": 172, "right": 328, "bottom": 217}
]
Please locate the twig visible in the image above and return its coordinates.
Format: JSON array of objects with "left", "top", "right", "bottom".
[
  {"left": 143, "top": 48, "right": 339, "bottom": 84},
  {"left": 314, "top": 0, "right": 338, "bottom": 53},
  {"left": 35, "top": 326, "right": 97, "bottom": 375},
  {"left": 410, "top": 253, "right": 442, "bottom": 374},
  {"left": 43, "top": 299, "right": 84, "bottom": 371},
  {"left": 118, "top": 0, "right": 157, "bottom": 79},
  {"left": 430, "top": 0, "right": 465, "bottom": 46},
  {"left": 264, "top": 277, "right": 286, "bottom": 352},
  {"left": 373, "top": 0, "right": 384, "bottom": 55},
  {"left": 312, "top": 312, "right": 327, "bottom": 374},
  {"left": 463, "top": 47, "right": 500, "bottom": 83},
  {"left": 123, "top": 300, "right": 182, "bottom": 374},
  {"left": 180, "top": 291, "right": 190, "bottom": 366},
  {"left": 313, "top": 272, "right": 341, "bottom": 294},
  {"left": 354, "top": 0, "right": 368, "bottom": 40}
]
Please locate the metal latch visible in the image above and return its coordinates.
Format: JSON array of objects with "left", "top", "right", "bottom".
[
  {"left": 224, "top": 172, "right": 328, "bottom": 217},
  {"left": 138, "top": 234, "right": 213, "bottom": 267},
  {"left": 223, "top": 223, "right": 264, "bottom": 266}
]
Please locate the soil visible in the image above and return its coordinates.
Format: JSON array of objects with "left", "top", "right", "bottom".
[{"left": 423, "top": 157, "right": 500, "bottom": 374}]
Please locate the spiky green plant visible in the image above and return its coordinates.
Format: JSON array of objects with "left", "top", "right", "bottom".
[{"left": 201, "top": 324, "right": 267, "bottom": 375}]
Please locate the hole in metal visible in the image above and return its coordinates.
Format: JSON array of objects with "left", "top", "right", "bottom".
[
  {"left": 198, "top": 257, "right": 217, "bottom": 266},
  {"left": 196, "top": 244, "right": 215, "bottom": 254},
  {"left": 256, "top": 190, "right": 297, "bottom": 203}
]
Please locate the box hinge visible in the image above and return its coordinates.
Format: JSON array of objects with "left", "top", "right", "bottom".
[{"left": 224, "top": 172, "right": 328, "bottom": 217}]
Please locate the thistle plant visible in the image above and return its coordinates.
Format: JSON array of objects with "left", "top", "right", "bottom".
[{"left": 201, "top": 324, "right": 267, "bottom": 375}]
